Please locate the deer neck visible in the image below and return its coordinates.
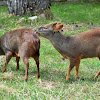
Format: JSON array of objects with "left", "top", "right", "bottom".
[
  {"left": 48, "top": 32, "right": 67, "bottom": 55},
  {"left": 49, "top": 32, "right": 63, "bottom": 45}
]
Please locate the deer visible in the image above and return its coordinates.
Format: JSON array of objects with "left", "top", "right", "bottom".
[
  {"left": 0, "top": 29, "right": 40, "bottom": 81},
  {"left": 35, "top": 22, "right": 100, "bottom": 81}
]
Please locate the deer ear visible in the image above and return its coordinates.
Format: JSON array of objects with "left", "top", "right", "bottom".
[
  {"left": 52, "top": 22, "right": 57, "bottom": 30},
  {"left": 52, "top": 22, "right": 57, "bottom": 27}
]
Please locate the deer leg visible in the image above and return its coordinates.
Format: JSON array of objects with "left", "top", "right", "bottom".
[
  {"left": 22, "top": 57, "right": 29, "bottom": 81},
  {"left": 94, "top": 71, "right": 100, "bottom": 79},
  {"left": 66, "top": 59, "right": 75, "bottom": 81},
  {"left": 75, "top": 65, "right": 79, "bottom": 79},
  {"left": 2, "top": 52, "right": 13, "bottom": 72},
  {"left": 34, "top": 56, "right": 40, "bottom": 78},
  {"left": 16, "top": 57, "right": 20, "bottom": 70},
  {"left": 75, "top": 59, "right": 80, "bottom": 79}
]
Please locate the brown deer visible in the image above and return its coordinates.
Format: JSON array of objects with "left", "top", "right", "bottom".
[
  {"left": 35, "top": 22, "right": 100, "bottom": 81},
  {"left": 0, "top": 29, "right": 40, "bottom": 81}
]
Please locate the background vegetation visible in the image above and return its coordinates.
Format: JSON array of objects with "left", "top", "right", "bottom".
[{"left": 0, "top": 2, "right": 100, "bottom": 100}]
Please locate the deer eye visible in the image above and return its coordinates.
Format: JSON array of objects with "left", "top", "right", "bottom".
[{"left": 43, "top": 27, "right": 48, "bottom": 30}]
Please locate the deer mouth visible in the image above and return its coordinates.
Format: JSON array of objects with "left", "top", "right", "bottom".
[{"left": 35, "top": 29, "right": 41, "bottom": 36}]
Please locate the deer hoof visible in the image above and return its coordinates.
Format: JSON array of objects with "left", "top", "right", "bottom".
[
  {"left": 37, "top": 74, "right": 40, "bottom": 78},
  {"left": 66, "top": 77, "right": 69, "bottom": 81}
]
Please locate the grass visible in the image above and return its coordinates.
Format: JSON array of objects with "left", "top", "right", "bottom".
[
  {"left": 52, "top": 2, "right": 100, "bottom": 25},
  {"left": 0, "top": 2, "right": 100, "bottom": 100}
]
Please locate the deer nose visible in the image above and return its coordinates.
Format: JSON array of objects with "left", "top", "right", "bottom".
[
  {"left": 34, "top": 29, "right": 40, "bottom": 35},
  {"left": 34, "top": 29, "right": 37, "bottom": 34}
]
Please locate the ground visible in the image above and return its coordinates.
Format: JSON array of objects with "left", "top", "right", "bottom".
[{"left": 0, "top": 2, "right": 100, "bottom": 100}]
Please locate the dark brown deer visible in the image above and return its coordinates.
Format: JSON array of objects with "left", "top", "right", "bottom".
[
  {"left": 0, "top": 29, "right": 40, "bottom": 81},
  {"left": 35, "top": 22, "right": 100, "bottom": 81}
]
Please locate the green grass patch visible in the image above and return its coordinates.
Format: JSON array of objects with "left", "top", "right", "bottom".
[
  {"left": 52, "top": 2, "right": 100, "bottom": 26},
  {"left": 0, "top": 2, "right": 100, "bottom": 100}
]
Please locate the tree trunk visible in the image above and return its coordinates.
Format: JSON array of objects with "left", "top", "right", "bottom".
[
  {"left": 7, "top": 0, "right": 27, "bottom": 15},
  {"left": 32, "top": 0, "right": 51, "bottom": 15},
  {"left": 7, "top": 0, "right": 52, "bottom": 17}
]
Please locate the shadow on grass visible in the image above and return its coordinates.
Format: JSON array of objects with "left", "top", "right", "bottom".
[
  {"left": 28, "top": 68, "right": 100, "bottom": 83},
  {"left": 0, "top": 64, "right": 100, "bottom": 83}
]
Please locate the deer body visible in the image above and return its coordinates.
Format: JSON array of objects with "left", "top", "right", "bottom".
[
  {"left": 36, "top": 22, "right": 100, "bottom": 80},
  {"left": 0, "top": 29, "right": 40, "bottom": 81},
  {"left": 50, "top": 30, "right": 100, "bottom": 59}
]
